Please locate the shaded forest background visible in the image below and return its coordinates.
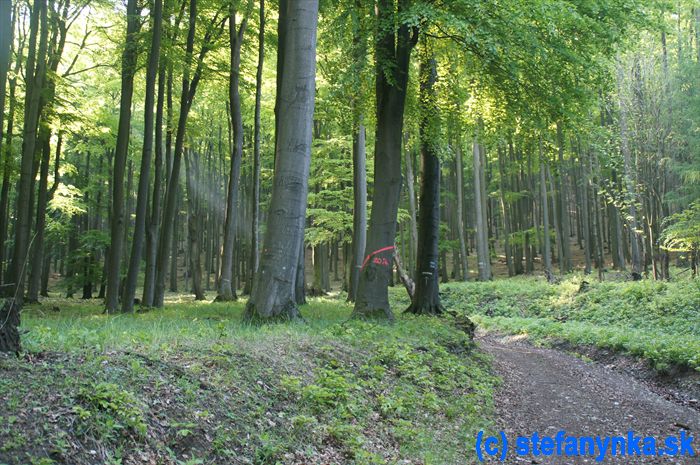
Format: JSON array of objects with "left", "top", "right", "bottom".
[{"left": 0, "top": 0, "right": 698, "bottom": 326}]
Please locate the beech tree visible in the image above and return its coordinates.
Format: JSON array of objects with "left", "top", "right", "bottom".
[
  {"left": 352, "top": 0, "right": 418, "bottom": 320},
  {"left": 244, "top": 0, "right": 319, "bottom": 321},
  {"left": 217, "top": 0, "right": 250, "bottom": 302},
  {"left": 406, "top": 46, "right": 443, "bottom": 315},
  {"left": 122, "top": 0, "right": 163, "bottom": 313},
  {"left": 104, "top": 0, "right": 141, "bottom": 313}
]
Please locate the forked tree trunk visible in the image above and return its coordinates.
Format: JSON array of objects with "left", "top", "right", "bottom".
[
  {"left": 123, "top": 0, "right": 162, "bottom": 312},
  {"left": 406, "top": 55, "right": 443, "bottom": 316},
  {"left": 10, "top": 0, "right": 48, "bottom": 302},
  {"left": 353, "top": 0, "right": 417, "bottom": 320},
  {"left": 105, "top": 0, "right": 140, "bottom": 313},
  {"left": 244, "top": 0, "right": 319, "bottom": 321}
]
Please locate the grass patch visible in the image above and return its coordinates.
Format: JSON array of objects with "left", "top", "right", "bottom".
[
  {"left": 437, "top": 276, "right": 700, "bottom": 371},
  {"left": 0, "top": 295, "right": 496, "bottom": 465}
]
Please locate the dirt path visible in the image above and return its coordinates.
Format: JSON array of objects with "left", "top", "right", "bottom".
[{"left": 479, "top": 334, "right": 700, "bottom": 464}]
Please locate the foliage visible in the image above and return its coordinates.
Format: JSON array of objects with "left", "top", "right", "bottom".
[
  {"left": 2, "top": 296, "right": 496, "bottom": 464},
  {"left": 660, "top": 202, "right": 700, "bottom": 252},
  {"left": 436, "top": 276, "right": 700, "bottom": 370}
]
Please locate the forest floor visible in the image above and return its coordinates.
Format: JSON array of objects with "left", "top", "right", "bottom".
[
  {"left": 0, "top": 295, "right": 495, "bottom": 465},
  {"left": 1, "top": 277, "right": 698, "bottom": 465}
]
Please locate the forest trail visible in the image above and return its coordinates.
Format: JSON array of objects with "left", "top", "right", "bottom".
[{"left": 479, "top": 334, "right": 700, "bottom": 464}]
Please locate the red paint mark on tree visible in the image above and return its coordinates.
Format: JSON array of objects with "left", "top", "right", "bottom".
[{"left": 361, "top": 246, "right": 395, "bottom": 271}]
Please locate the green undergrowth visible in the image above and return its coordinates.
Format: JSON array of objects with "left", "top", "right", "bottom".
[
  {"left": 435, "top": 276, "right": 700, "bottom": 372},
  {"left": 0, "top": 296, "right": 496, "bottom": 465}
]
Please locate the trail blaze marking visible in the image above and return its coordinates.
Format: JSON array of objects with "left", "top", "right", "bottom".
[{"left": 360, "top": 246, "right": 395, "bottom": 271}]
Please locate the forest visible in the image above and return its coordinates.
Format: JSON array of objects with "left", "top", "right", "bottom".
[{"left": 0, "top": 0, "right": 699, "bottom": 464}]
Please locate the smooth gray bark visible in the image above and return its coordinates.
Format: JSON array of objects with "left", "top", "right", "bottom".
[
  {"left": 244, "top": 0, "right": 319, "bottom": 321},
  {"left": 454, "top": 142, "right": 469, "bottom": 281},
  {"left": 246, "top": 0, "right": 265, "bottom": 295},
  {"left": 473, "top": 132, "right": 491, "bottom": 281},
  {"left": 349, "top": 122, "right": 366, "bottom": 301},
  {"left": 217, "top": 7, "right": 248, "bottom": 302}
]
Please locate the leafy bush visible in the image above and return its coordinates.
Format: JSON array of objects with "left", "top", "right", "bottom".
[{"left": 76, "top": 382, "right": 148, "bottom": 439}]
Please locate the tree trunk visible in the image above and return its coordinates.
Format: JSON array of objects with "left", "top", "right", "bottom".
[
  {"left": 0, "top": 0, "right": 10, "bottom": 189},
  {"left": 0, "top": 18, "right": 20, "bottom": 285},
  {"left": 404, "top": 136, "right": 418, "bottom": 275},
  {"left": 617, "top": 62, "right": 642, "bottom": 276},
  {"left": 9, "top": 0, "right": 48, "bottom": 302},
  {"left": 295, "top": 241, "right": 306, "bottom": 305},
  {"left": 0, "top": 298, "right": 20, "bottom": 354},
  {"left": 123, "top": 0, "right": 162, "bottom": 312},
  {"left": 556, "top": 123, "right": 572, "bottom": 273},
  {"left": 539, "top": 139, "right": 552, "bottom": 277},
  {"left": 26, "top": 126, "right": 52, "bottom": 303},
  {"left": 353, "top": 0, "right": 417, "bottom": 320},
  {"left": 348, "top": 122, "right": 367, "bottom": 301},
  {"left": 580, "top": 147, "right": 592, "bottom": 275},
  {"left": 473, "top": 132, "right": 491, "bottom": 281},
  {"left": 244, "top": 0, "right": 318, "bottom": 321},
  {"left": 217, "top": 8, "right": 248, "bottom": 302},
  {"left": 454, "top": 141, "right": 469, "bottom": 281},
  {"left": 105, "top": 0, "right": 140, "bottom": 313},
  {"left": 143, "top": 19, "right": 168, "bottom": 307},
  {"left": 185, "top": 149, "right": 205, "bottom": 300},
  {"left": 246, "top": 0, "right": 265, "bottom": 296},
  {"left": 154, "top": 0, "right": 215, "bottom": 306},
  {"left": 498, "top": 145, "right": 514, "bottom": 277},
  {"left": 406, "top": 54, "right": 443, "bottom": 315},
  {"left": 311, "top": 243, "right": 329, "bottom": 295}
]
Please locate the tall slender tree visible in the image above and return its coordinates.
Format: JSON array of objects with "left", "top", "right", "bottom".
[
  {"left": 406, "top": 49, "right": 443, "bottom": 315},
  {"left": 154, "top": 0, "right": 225, "bottom": 306},
  {"left": 0, "top": 0, "right": 10, "bottom": 165},
  {"left": 105, "top": 0, "right": 141, "bottom": 313},
  {"left": 348, "top": 0, "right": 367, "bottom": 302},
  {"left": 246, "top": 0, "right": 265, "bottom": 295},
  {"left": 122, "top": 0, "right": 163, "bottom": 313},
  {"left": 9, "top": 0, "right": 48, "bottom": 301},
  {"left": 217, "top": 0, "right": 249, "bottom": 302}
]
